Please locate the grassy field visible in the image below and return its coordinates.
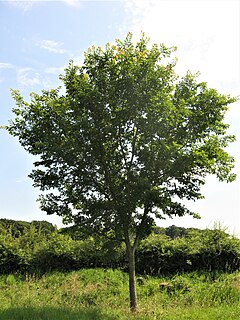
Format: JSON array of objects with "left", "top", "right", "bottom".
[{"left": 0, "top": 268, "right": 239, "bottom": 319}]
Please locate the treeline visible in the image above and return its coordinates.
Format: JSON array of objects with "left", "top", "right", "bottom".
[{"left": 0, "top": 219, "right": 239, "bottom": 275}]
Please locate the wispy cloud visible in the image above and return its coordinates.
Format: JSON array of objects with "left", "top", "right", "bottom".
[
  {"left": 38, "top": 39, "right": 66, "bottom": 54},
  {"left": 17, "top": 68, "right": 41, "bottom": 87},
  {"left": 45, "top": 66, "right": 66, "bottom": 75},
  {"left": 0, "top": 63, "right": 14, "bottom": 69},
  {"left": 123, "top": 0, "right": 240, "bottom": 91},
  {"left": 61, "top": 0, "right": 82, "bottom": 7},
  {"left": 6, "top": 1, "right": 35, "bottom": 12},
  {"left": 16, "top": 177, "right": 28, "bottom": 184},
  {"left": 6, "top": 0, "right": 83, "bottom": 11}
]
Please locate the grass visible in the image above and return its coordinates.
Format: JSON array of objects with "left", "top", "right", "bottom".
[{"left": 0, "top": 268, "right": 239, "bottom": 319}]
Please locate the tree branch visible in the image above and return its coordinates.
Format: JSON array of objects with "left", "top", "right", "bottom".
[{"left": 127, "top": 126, "right": 139, "bottom": 174}]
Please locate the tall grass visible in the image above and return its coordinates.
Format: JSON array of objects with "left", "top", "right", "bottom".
[{"left": 0, "top": 269, "right": 239, "bottom": 319}]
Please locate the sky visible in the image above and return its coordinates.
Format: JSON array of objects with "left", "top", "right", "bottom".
[{"left": 0, "top": 0, "right": 239, "bottom": 235}]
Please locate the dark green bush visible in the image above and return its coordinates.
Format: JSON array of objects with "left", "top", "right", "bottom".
[
  {"left": 0, "top": 242, "right": 20, "bottom": 274},
  {"left": 136, "top": 229, "right": 240, "bottom": 275},
  {"left": 190, "top": 229, "right": 240, "bottom": 272},
  {"left": 136, "top": 234, "right": 194, "bottom": 275},
  {"left": 0, "top": 220, "right": 239, "bottom": 275}
]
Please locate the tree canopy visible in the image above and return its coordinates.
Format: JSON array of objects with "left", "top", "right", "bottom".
[{"left": 8, "top": 33, "right": 236, "bottom": 310}]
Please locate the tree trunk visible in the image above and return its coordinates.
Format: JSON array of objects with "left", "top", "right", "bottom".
[{"left": 127, "top": 245, "right": 137, "bottom": 312}]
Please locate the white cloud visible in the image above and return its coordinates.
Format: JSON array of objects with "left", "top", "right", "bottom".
[
  {"left": 16, "top": 177, "right": 28, "bottom": 183},
  {"left": 17, "top": 68, "right": 41, "bottom": 87},
  {"left": 123, "top": 0, "right": 240, "bottom": 92},
  {"left": 61, "top": 0, "right": 82, "bottom": 7},
  {"left": 0, "top": 63, "right": 14, "bottom": 69},
  {"left": 38, "top": 40, "right": 66, "bottom": 54},
  {"left": 6, "top": 1, "right": 36, "bottom": 12},
  {"left": 124, "top": 0, "right": 156, "bottom": 20},
  {"left": 45, "top": 66, "right": 66, "bottom": 75},
  {"left": 6, "top": 0, "right": 82, "bottom": 11},
  {"left": 0, "top": 63, "right": 14, "bottom": 84},
  {"left": 72, "top": 55, "right": 84, "bottom": 66}
]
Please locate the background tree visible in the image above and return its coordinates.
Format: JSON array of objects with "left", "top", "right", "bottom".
[{"left": 8, "top": 33, "right": 236, "bottom": 311}]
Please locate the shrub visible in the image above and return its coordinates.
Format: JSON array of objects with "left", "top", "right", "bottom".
[
  {"left": 136, "top": 229, "right": 240, "bottom": 275},
  {"left": 0, "top": 242, "right": 20, "bottom": 274},
  {"left": 0, "top": 220, "right": 239, "bottom": 275}
]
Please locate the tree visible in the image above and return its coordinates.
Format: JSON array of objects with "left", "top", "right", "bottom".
[{"left": 8, "top": 33, "right": 236, "bottom": 311}]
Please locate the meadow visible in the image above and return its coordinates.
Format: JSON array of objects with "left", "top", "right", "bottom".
[
  {"left": 0, "top": 268, "right": 240, "bottom": 320},
  {"left": 1, "top": 220, "right": 240, "bottom": 319}
]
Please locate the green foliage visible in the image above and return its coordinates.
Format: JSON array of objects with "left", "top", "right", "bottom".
[
  {"left": 0, "top": 220, "right": 126, "bottom": 274},
  {"left": 0, "top": 242, "right": 20, "bottom": 274},
  {"left": 190, "top": 228, "right": 240, "bottom": 272},
  {"left": 0, "top": 219, "right": 239, "bottom": 275},
  {"left": 136, "top": 228, "right": 240, "bottom": 275},
  {"left": 164, "top": 225, "right": 192, "bottom": 239},
  {"left": 7, "top": 32, "right": 238, "bottom": 310},
  {"left": 8, "top": 33, "right": 237, "bottom": 246},
  {"left": 0, "top": 219, "right": 56, "bottom": 238}
]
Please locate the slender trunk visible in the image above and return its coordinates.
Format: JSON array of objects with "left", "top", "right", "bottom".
[
  {"left": 127, "top": 245, "right": 137, "bottom": 312},
  {"left": 122, "top": 206, "right": 149, "bottom": 312}
]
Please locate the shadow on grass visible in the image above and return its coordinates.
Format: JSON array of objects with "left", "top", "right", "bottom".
[{"left": 0, "top": 306, "right": 118, "bottom": 320}]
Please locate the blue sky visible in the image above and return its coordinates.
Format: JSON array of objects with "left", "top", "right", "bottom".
[{"left": 0, "top": 0, "right": 239, "bottom": 235}]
